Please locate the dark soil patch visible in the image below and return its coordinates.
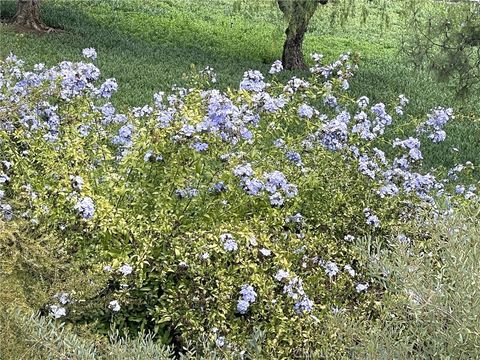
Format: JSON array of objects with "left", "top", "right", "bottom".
[{"left": 0, "top": 19, "right": 63, "bottom": 35}]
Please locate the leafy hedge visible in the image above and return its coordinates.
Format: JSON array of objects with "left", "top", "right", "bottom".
[{"left": 0, "top": 50, "right": 476, "bottom": 357}]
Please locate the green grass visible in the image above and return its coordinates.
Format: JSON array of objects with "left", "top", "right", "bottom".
[{"left": 1, "top": 0, "right": 480, "bottom": 171}]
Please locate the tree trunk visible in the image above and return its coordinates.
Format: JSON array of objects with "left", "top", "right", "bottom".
[
  {"left": 12, "top": 0, "right": 50, "bottom": 32},
  {"left": 278, "top": 0, "right": 327, "bottom": 71},
  {"left": 282, "top": 15, "right": 310, "bottom": 71}
]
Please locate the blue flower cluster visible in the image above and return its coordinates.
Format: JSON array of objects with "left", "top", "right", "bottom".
[
  {"left": 281, "top": 276, "right": 314, "bottom": 314},
  {"left": 113, "top": 123, "right": 134, "bottom": 148},
  {"left": 268, "top": 60, "right": 283, "bottom": 75},
  {"left": 233, "top": 164, "right": 298, "bottom": 206},
  {"left": 237, "top": 284, "right": 257, "bottom": 314},
  {"left": 221, "top": 233, "right": 238, "bottom": 252},
  {"left": 363, "top": 208, "right": 380, "bottom": 228},
  {"left": 240, "top": 70, "right": 267, "bottom": 92},
  {"left": 417, "top": 107, "right": 453, "bottom": 143},
  {"left": 0, "top": 50, "right": 119, "bottom": 146},
  {"left": 298, "top": 104, "right": 315, "bottom": 119},
  {"left": 74, "top": 196, "right": 95, "bottom": 219}
]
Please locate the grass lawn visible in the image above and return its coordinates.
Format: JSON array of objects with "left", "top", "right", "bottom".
[{"left": 1, "top": 0, "right": 480, "bottom": 172}]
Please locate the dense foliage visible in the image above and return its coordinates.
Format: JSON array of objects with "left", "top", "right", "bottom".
[
  {"left": 402, "top": 0, "right": 480, "bottom": 96},
  {"left": 4, "top": 205, "right": 480, "bottom": 359},
  {"left": 0, "top": 49, "right": 477, "bottom": 357}
]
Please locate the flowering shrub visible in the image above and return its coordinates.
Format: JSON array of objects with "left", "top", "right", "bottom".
[{"left": 0, "top": 50, "right": 476, "bottom": 356}]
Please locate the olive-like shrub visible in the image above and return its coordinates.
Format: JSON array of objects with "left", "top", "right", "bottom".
[{"left": 0, "top": 50, "right": 475, "bottom": 356}]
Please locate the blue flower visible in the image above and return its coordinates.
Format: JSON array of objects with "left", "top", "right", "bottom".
[
  {"left": 74, "top": 197, "right": 95, "bottom": 219},
  {"left": 108, "top": 300, "right": 121, "bottom": 312},
  {"left": 191, "top": 142, "right": 209, "bottom": 152},
  {"left": 269, "top": 60, "right": 283, "bottom": 74},
  {"left": 1, "top": 204, "right": 13, "bottom": 221},
  {"left": 409, "top": 148, "right": 423, "bottom": 161},
  {"left": 298, "top": 104, "right": 314, "bottom": 119},
  {"left": 233, "top": 163, "right": 254, "bottom": 178},
  {"left": 403, "top": 173, "right": 437, "bottom": 198},
  {"left": 82, "top": 48, "right": 97, "bottom": 60},
  {"left": 283, "top": 277, "right": 305, "bottom": 299},
  {"left": 221, "top": 233, "right": 238, "bottom": 252},
  {"left": 344, "top": 235, "right": 355, "bottom": 242},
  {"left": 320, "top": 114, "right": 349, "bottom": 151},
  {"left": 344, "top": 264, "right": 356, "bottom": 277},
  {"left": 358, "top": 154, "right": 379, "bottom": 179},
  {"left": 286, "top": 151, "right": 302, "bottom": 165},
  {"left": 240, "top": 128, "right": 253, "bottom": 141},
  {"left": 113, "top": 123, "right": 134, "bottom": 147},
  {"left": 294, "top": 296, "right": 314, "bottom": 314},
  {"left": 118, "top": 264, "right": 133, "bottom": 276},
  {"left": 0, "top": 173, "right": 10, "bottom": 184},
  {"left": 263, "top": 171, "right": 288, "bottom": 194},
  {"left": 49, "top": 305, "right": 66, "bottom": 319},
  {"left": 429, "top": 130, "right": 446, "bottom": 143},
  {"left": 357, "top": 96, "right": 370, "bottom": 109},
  {"left": 215, "top": 336, "right": 225, "bottom": 347},
  {"left": 284, "top": 77, "right": 310, "bottom": 93},
  {"left": 70, "top": 175, "right": 84, "bottom": 191},
  {"left": 425, "top": 107, "right": 453, "bottom": 128},
  {"left": 364, "top": 208, "right": 380, "bottom": 227},
  {"left": 352, "top": 112, "right": 375, "bottom": 141},
  {"left": 263, "top": 94, "right": 285, "bottom": 113},
  {"left": 373, "top": 148, "right": 387, "bottom": 164},
  {"left": 393, "top": 137, "right": 423, "bottom": 161},
  {"left": 97, "top": 78, "right": 118, "bottom": 99},
  {"left": 393, "top": 137, "right": 420, "bottom": 150},
  {"left": 237, "top": 284, "right": 257, "bottom": 314},
  {"left": 144, "top": 150, "right": 154, "bottom": 162},
  {"left": 209, "top": 182, "right": 227, "bottom": 194},
  {"left": 243, "top": 178, "right": 264, "bottom": 196},
  {"left": 378, "top": 183, "right": 399, "bottom": 198},
  {"left": 324, "top": 261, "right": 339, "bottom": 278},
  {"left": 236, "top": 299, "right": 250, "bottom": 314},
  {"left": 356, "top": 283, "right": 369, "bottom": 293},
  {"left": 286, "top": 213, "right": 303, "bottom": 224},
  {"left": 132, "top": 105, "right": 153, "bottom": 118},
  {"left": 399, "top": 94, "right": 409, "bottom": 106},
  {"left": 366, "top": 214, "right": 380, "bottom": 227},
  {"left": 284, "top": 184, "right": 298, "bottom": 198},
  {"left": 275, "top": 269, "right": 290, "bottom": 281},
  {"left": 240, "top": 70, "right": 266, "bottom": 92},
  {"left": 311, "top": 52, "right": 323, "bottom": 62},
  {"left": 269, "top": 192, "right": 284, "bottom": 206},
  {"left": 158, "top": 109, "right": 174, "bottom": 128},
  {"left": 180, "top": 124, "right": 196, "bottom": 137},
  {"left": 273, "top": 138, "right": 286, "bottom": 148},
  {"left": 239, "top": 284, "right": 257, "bottom": 303},
  {"left": 153, "top": 92, "right": 165, "bottom": 107},
  {"left": 324, "top": 95, "right": 338, "bottom": 108}
]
